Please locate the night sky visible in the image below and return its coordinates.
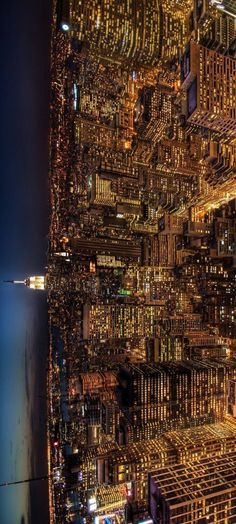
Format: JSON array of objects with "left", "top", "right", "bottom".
[{"left": 0, "top": 1, "right": 51, "bottom": 522}]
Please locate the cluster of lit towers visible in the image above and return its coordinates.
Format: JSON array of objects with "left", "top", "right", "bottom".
[{"left": 33, "top": 1, "right": 236, "bottom": 523}]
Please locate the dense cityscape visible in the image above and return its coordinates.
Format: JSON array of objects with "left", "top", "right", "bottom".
[{"left": 30, "top": 0, "right": 236, "bottom": 522}]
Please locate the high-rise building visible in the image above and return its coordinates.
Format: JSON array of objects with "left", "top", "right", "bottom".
[
  {"left": 70, "top": 237, "right": 142, "bottom": 262},
  {"left": 96, "top": 419, "right": 236, "bottom": 484},
  {"left": 83, "top": 304, "right": 162, "bottom": 340},
  {"left": 4, "top": 276, "right": 46, "bottom": 290},
  {"left": 204, "top": 140, "right": 236, "bottom": 187},
  {"left": 181, "top": 41, "right": 236, "bottom": 140},
  {"left": 68, "top": 0, "right": 161, "bottom": 66},
  {"left": 116, "top": 361, "right": 229, "bottom": 436},
  {"left": 149, "top": 451, "right": 236, "bottom": 524},
  {"left": 67, "top": 420, "right": 236, "bottom": 517},
  {"left": 65, "top": 0, "right": 191, "bottom": 67}
]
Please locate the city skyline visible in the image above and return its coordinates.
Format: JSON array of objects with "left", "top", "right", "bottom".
[{"left": 47, "top": 1, "right": 236, "bottom": 523}]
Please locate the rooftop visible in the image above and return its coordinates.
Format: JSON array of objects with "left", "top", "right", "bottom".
[{"left": 223, "top": 0, "right": 236, "bottom": 17}]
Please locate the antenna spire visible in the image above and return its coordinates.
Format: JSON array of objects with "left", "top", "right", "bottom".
[{"left": 3, "top": 280, "right": 26, "bottom": 285}]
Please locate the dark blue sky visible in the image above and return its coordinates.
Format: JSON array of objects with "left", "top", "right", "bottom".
[
  {"left": 0, "top": 0, "right": 50, "bottom": 270},
  {"left": 0, "top": 1, "right": 51, "bottom": 522}
]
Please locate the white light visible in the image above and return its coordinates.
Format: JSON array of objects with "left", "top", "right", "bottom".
[
  {"left": 73, "top": 83, "right": 78, "bottom": 110},
  {"left": 62, "top": 23, "right": 69, "bottom": 31},
  {"left": 55, "top": 252, "right": 68, "bottom": 257},
  {"left": 88, "top": 497, "right": 97, "bottom": 512}
]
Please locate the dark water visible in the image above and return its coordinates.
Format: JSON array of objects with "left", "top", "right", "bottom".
[{"left": 0, "top": 288, "right": 49, "bottom": 524}]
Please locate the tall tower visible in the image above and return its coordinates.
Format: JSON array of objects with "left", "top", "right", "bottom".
[{"left": 4, "top": 276, "right": 46, "bottom": 290}]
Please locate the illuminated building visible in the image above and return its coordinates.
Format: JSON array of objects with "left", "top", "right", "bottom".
[
  {"left": 96, "top": 421, "right": 236, "bottom": 504},
  {"left": 193, "top": 0, "right": 236, "bottom": 51},
  {"left": 181, "top": 41, "right": 236, "bottom": 141},
  {"left": 93, "top": 483, "right": 128, "bottom": 515},
  {"left": 26, "top": 275, "right": 46, "bottom": 290},
  {"left": 159, "top": 315, "right": 203, "bottom": 335},
  {"left": 83, "top": 338, "right": 147, "bottom": 365},
  {"left": 147, "top": 337, "right": 183, "bottom": 363},
  {"left": 183, "top": 219, "right": 211, "bottom": 238},
  {"left": 96, "top": 255, "right": 125, "bottom": 269},
  {"left": 101, "top": 401, "right": 121, "bottom": 437},
  {"left": 135, "top": 85, "right": 173, "bottom": 143},
  {"left": 76, "top": 116, "right": 117, "bottom": 150},
  {"left": 122, "top": 265, "right": 176, "bottom": 305},
  {"left": 69, "top": 420, "right": 236, "bottom": 517},
  {"left": 96, "top": 437, "right": 175, "bottom": 486},
  {"left": 83, "top": 304, "right": 163, "bottom": 340},
  {"left": 78, "top": 371, "right": 117, "bottom": 397},
  {"left": 184, "top": 332, "right": 228, "bottom": 359},
  {"left": 205, "top": 141, "right": 236, "bottom": 187},
  {"left": 116, "top": 361, "right": 229, "bottom": 437},
  {"left": 160, "top": 0, "right": 191, "bottom": 67},
  {"left": 158, "top": 234, "right": 177, "bottom": 267},
  {"left": 4, "top": 275, "right": 46, "bottom": 290},
  {"left": 68, "top": 0, "right": 190, "bottom": 68},
  {"left": 193, "top": 0, "right": 221, "bottom": 40},
  {"left": 68, "top": 0, "right": 161, "bottom": 66},
  {"left": 149, "top": 451, "right": 236, "bottom": 524},
  {"left": 144, "top": 169, "right": 199, "bottom": 217},
  {"left": 223, "top": 0, "right": 236, "bottom": 16},
  {"left": 70, "top": 237, "right": 141, "bottom": 262},
  {"left": 212, "top": 213, "right": 236, "bottom": 258},
  {"left": 207, "top": 11, "right": 236, "bottom": 54}
]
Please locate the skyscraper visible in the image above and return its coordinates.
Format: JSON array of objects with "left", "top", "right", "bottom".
[
  {"left": 65, "top": 0, "right": 191, "bottom": 67},
  {"left": 149, "top": 451, "right": 236, "bottom": 523},
  {"left": 116, "top": 361, "right": 229, "bottom": 437},
  {"left": 181, "top": 41, "right": 236, "bottom": 140},
  {"left": 4, "top": 275, "right": 46, "bottom": 290}
]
